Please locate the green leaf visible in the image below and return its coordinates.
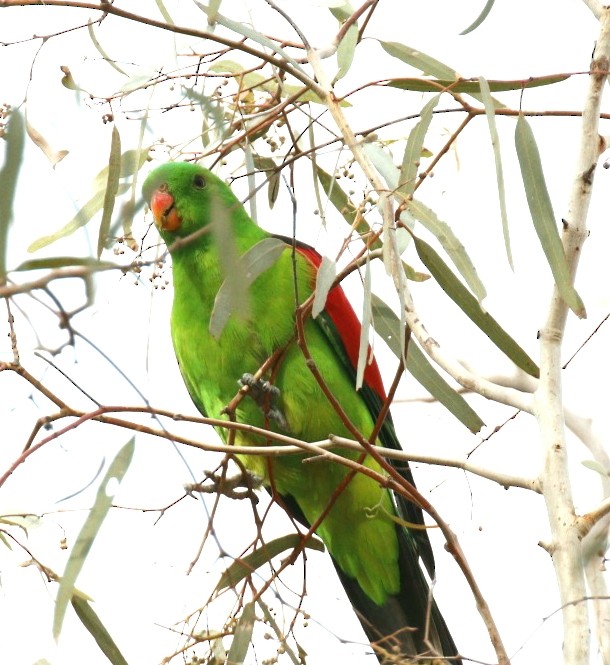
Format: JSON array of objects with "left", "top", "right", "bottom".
[
  {"left": 29, "top": 146, "right": 148, "bottom": 253},
  {"left": 411, "top": 233, "right": 539, "bottom": 378},
  {"left": 257, "top": 599, "right": 301, "bottom": 665},
  {"left": 193, "top": 2, "right": 307, "bottom": 76},
  {"left": 407, "top": 199, "right": 487, "bottom": 302},
  {"left": 515, "top": 115, "right": 586, "bottom": 318},
  {"left": 207, "top": 0, "right": 223, "bottom": 27},
  {"left": 14, "top": 257, "right": 118, "bottom": 271},
  {"left": 402, "top": 260, "right": 430, "bottom": 282},
  {"left": 53, "top": 439, "right": 135, "bottom": 638},
  {"left": 183, "top": 87, "right": 230, "bottom": 145},
  {"left": 87, "top": 21, "right": 128, "bottom": 76},
  {"left": 581, "top": 460, "right": 608, "bottom": 476},
  {"left": 25, "top": 116, "right": 68, "bottom": 167},
  {"left": 97, "top": 126, "right": 121, "bottom": 258},
  {"left": 312, "top": 255, "right": 337, "bottom": 319},
  {"left": 0, "top": 107, "right": 24, "bottom": 285},
  {"left": 28, "top": 183, "right": 130, "bottom": 252},
  {"left": 334, "top": 23, "right": 359, "bottom": 83},
  {"left": 154, "top": 0, "right": 174, "bottom": 23},
  {"left": 460, "top": 0, "right": 496, "bottom": 34},
  {"left": 60, "top": 66, "right": 91, "bottom": 94},
  {"left": 379, "top": 41, "right": 458, "bottom": 80},
  {"left": 314, "top": 166, "right": 372, "bottom": 239},
  {"left": 216, "top": 534, "right": 324, "bottom": 592},
  {"left": 479, "top": 76, "right": 512, "bottom": 269},
  {"left": 210, "top": 237, "right": 286, "bottom": 338},
  {"left": 329, "top": 2, "right": 353, "bottom": 22},
  {"left": 209, "top": 61, "right": 336, "bottom": 107},
  {"left": 398, "top": 95, "right": 439, "bottom": 197},
  {"left": 371, "top": 294, "right": 485, "bottom": 432},
  {"left": 226, "top": 602, "right": 255, "bottom": 665},
  {"left": 356, "top": 257, "right": 372, "bottom": 390},
  {"left": 386, "top": 74, "right": 569, "bottom": 93},
  {"left": 71, "top": 595, "right": 129, "bottom": 665},
  {"left": 93, "top": 147, "right": 151, "bottom": 190}
]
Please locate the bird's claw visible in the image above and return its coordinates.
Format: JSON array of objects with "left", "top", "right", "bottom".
[{"left": 239, "top": 372, "right": 289, "bottom": 430}]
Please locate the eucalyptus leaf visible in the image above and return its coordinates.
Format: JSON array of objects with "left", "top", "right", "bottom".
[
  {"left": 386, "top": 75, "right": 568, "bottom": 93},
  {"left": 28, "top": 183, "right": 130, "bottom": 253},
  {"left": 479, "top": 76, "right": 512, "bottom": 268},
  {"left": 25, "top": 117, "right": 68, "bottom": 167},
  {"left": 312, "top": 255, "right": 337, "bottom": 319},
  {"left": 53, "top": 439, "right": 135, "bottom": 638},
  {"left": 226, "top": 602, "right": 255, "bottom": 665},
  {"left": 216, "top": 534, "right": 324, "bottom": 592},
  {"left": 379, "top": 41, "right": 458, "bottom": 80},
  {"left": 210, "top": 237, "right": 286, "bottom": 338},
  {"left": 14, "top": 257, "right": 118, "bottom": 271},
  {"left": 334, "top": 23, "right": 359, "bottom": 83},
  {"left": 315, "top": 166, "right": 372, "bottom": 239},
  {"left": 371, "top": 294, "right": 485, "bottom": 432},
  {"left": 460, "top": 0, "right": 497, "bottom": 34},
  {"left": 97, "top": 125, "right": 121, "bottom": 258},
  {"left": 87, "top": 21, "right": 128, "bottom": 76},
  {"left": 71, "top": 595, "right": 129, "bottom": 665},
  {"left": 515, "top": 115, "right": 585, "bottom": 318},
  {"left": 0, "top": 107, "right": 24, "bottom": 284},
  {"left": 411, "top": 233, "right": 539, "bottom": 378},
  {"left": 356, "top": 257, "right": 372, "bottom": 390},
  {"left": 407, "top": 199, "right": 486, "bottom": 302},
  {"left": 398, "top": 95, "right": 439, "bottom": 198}
]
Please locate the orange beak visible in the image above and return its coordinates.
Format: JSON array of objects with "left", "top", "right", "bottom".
[{"left": 150, "top": 188, "right": 182, "bottom": 232}]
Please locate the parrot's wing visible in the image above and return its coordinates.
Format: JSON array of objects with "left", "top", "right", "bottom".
[{"left": 281, "top": 237, "right": 435, "bottom": 575}]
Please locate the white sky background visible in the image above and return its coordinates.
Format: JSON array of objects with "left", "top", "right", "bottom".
[{"left": 1, "top": 1, "right": 609, "bottom": 664}]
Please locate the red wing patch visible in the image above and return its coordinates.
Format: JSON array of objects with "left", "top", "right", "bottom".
[{"left": 295, "top": 244, "right": 387, "bottom": 401}]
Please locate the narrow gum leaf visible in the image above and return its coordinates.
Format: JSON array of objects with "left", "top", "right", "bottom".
[
  {"left": 25, "top": 117, "right": 68, "bottom": 167},
  {"left": 407, "top": 199, "right": 487, "bottom": 302},
  {"left": 515, "top": 115, "right": 586, "bottom": 318},
  {"left": 154, "top": 0, "right": 174, "bottom": 24},
  {"left": 87, "top": 20, "right": 128, "bottom": 76},
  {"left": 379, "top": 41, "right": 458, "bottom": 80},
  {"left": 257, "top": 599, "right": 301, "bottom": 665},
  {"left": 226, "top": 602, "right": 255, "bottom": 665},
  {"left": 28, "top": 145, "right": 149, "bottom": 253},
  {"left": 53, "top": 439, "right": 134, "bottom": 638},
  {"left": 371, "top": 294, "right": 485, "bottom": 433},
  {"left": 0, "top": 107, "right": 25, "bottom": 284},
  {"left": 398, "top": 95, "right": 439, "bottom": 197},
  {"left": 460, "top": 0, "right": 496, "bottom": 34},
  {"left": 28, "top": 183, "right": 130, "bottom": 252},
  {"left": 386, "top": 75, "right": 569, "bottom": 94},
  {"left": 193, "top": 1, "right": 306, "bottom": 75},
  {"left": 479, "top": 76, "right": 513, "bottom": 269},
  {"left": 314, "top": 166, "right": 373, "bottom": 240},
  {"left": 411, "top": 234, "right": 539, "bottom": 377},
  {"left": 356, "top": 257, "right": 372, "bottom": 390},
  {"left": 14, "top": 257, "right": 117, "bottom": 271},
  {"left": 312, "top": 255, "right": 337, "bottom": 319},
  {"left": 71, "top": 595, "right": 129, "bottom": 665},
  {"left": 97, "top": 125, "right": 122, "bottom": 258},
  {"left": 210, "top": 237, "right": 286, "bottom": 338},
  {"left": 334, "top": 23, "right": 359, "bottom": 83},
  {"left": 215, "top": 534, "right": 324, "bottom": 592}
]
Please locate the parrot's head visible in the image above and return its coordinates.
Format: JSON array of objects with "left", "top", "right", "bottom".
[{"left": 143, "top": 162, "right": 240, "bottom": 245}]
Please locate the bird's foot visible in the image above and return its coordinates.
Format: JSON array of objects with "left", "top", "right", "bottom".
[
  {"left": 185, "top": 468, "right": 262, "bottom": 502},
  {"left": 239, "top": 373, "right": 289, "bottom": 430}
]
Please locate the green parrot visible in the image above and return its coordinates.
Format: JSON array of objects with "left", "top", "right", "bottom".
[{"left": 143, "top": 162, "right": 461, "bottom": 663}]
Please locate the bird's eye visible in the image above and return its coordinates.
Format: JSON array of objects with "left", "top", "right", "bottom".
[{"left": 193, "top": 174, "right": 206, "bottom": 190}]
